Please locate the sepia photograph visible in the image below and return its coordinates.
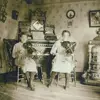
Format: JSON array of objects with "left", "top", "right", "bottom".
[{"left": 0, "top": 0, "right": 100, "bottom": 100}]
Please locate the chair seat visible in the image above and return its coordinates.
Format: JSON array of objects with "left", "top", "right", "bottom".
[{"left": 50, "top": 67, "right": 76, "bottom": 89}]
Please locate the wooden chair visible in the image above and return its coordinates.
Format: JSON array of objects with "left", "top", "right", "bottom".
[
  {"left": 49, "top": 60, "right": 77, "bottom": 89},
  {"left": 3, "top": 39, "right": 25, "bottom": 88}
]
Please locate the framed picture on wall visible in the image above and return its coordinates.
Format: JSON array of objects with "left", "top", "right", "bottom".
[
  {"left": 89, "top": 10, "right": 100, "bottom": 27},
  {"left": 45, "top": 25, "right": 55, "bottom": 35}
]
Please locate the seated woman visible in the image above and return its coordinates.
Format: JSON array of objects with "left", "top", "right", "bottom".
[
  {"left": 48, "top": 30, "right": 76, "bottom": 89},
  {"left": 12, "top": 33, "right": 37, "bottom": 91}
]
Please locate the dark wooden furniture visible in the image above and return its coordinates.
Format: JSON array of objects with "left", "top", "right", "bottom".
[{"left": 3, "top": 39, "right": 19, "bottom": 83}]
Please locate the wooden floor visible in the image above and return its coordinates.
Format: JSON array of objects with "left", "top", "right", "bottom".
[{"left": 0, "top": 81, "right": 100, "bottom": 100}]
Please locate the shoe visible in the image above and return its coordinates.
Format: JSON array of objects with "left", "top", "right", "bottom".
[
  {"left": 47, "top": 79, "right": 52, "bottom": 87},
  {"left": 30, "top": 83, "right": 35, "bottom": 91},
  {"left": 64, "top": 85, "right": 69, "bottom": 89},
  {"left": 26, "top": 80, "right": 30, "bottom": 88},
  {"left": 47, "top": 83, "right": 50, "bottom": 87},
  {"left": 64, "top": 86, "right": 66, "bottom": 89}
]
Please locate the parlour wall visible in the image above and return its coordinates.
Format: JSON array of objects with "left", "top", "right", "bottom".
[
  {"left": 0, "top": 0, "right": 35, "bottom": 73},
  {"left": 36, "top": 0, "right": 100, "bottom": 72},
  {"left": 0, "top": 0, "right": 100, "bottom": 73}
]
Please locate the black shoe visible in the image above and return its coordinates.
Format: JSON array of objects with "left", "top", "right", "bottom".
[{"left": 64, "top": 86, "right": 66, "bottom": 89}]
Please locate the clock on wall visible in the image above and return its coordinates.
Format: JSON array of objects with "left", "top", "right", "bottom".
[{"left": 66, "top": 10, "right": 75, "bottom": 19}]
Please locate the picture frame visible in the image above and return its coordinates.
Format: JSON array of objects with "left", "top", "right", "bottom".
[
  {"left": 89, "top": 10, "right": 100, "bottom": 27},
  {"left": 18, "top": 21, "right": 31, "bottom": 33},
  {"left": 31, "top": 20, "right": 44, "bottom": 31},
  {"left": 44, "top": 25, "right": 57, "bottom": 40},
  {"left": 45, "top": 25, "right": 55, "bottom": 35},
  {"left": 18, "top": 21, "right": 33, "bottom": 40}
]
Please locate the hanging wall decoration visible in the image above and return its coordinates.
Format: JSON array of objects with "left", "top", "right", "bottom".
[
  {"left": 89, "top": 10, "right": 100, "bottom": 27},
  {"left": 0, "top": 0, "right": 8, "bottom": 23},
  {"left": 66, "top": 9, "right": 75, "bottom": 19},
  {"left": 66, "top": 9, "right": 75, "bottom": 28},
  {"left": 12, "top": 10, "right": 19, "bottom": 20}
]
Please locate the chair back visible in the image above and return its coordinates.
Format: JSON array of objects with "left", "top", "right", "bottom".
[{"left": 3, "top": 39, "right": 18, "bottom": 71}]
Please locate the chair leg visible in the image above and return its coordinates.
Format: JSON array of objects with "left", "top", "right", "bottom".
[
  {"left": 64, "top": 73, "right": 67, "bottom": 89},
  {"left": 74, "top": 71, "right": 76, "bottom": 87},
  {"left": 16, "top": 67, "right": 19, "bottom": 89},
  {"left": 74, "top": 68, "right": 76, "bottom": 87}
]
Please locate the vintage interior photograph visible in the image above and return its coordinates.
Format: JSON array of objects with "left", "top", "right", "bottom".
[{"left": 0, "top": 0, "right": 100, "bottom": 100}]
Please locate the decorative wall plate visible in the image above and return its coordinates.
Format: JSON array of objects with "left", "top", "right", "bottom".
[{"left": 66, "top": 10, "right": 75, "bottom": 19}]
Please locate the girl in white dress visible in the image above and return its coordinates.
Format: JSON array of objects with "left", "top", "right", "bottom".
[
  {"left": 12, "top": 33, "right": 37, "bottom": 91},
  {"left": 48, "top": 30, "right": 76, "bottom": 88}
]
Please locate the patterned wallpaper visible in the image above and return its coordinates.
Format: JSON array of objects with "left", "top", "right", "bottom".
[
  {"left": 0, "top": 0, "right": 35, "bottom": 73},
  {"left": 37, "top": 0, "right": 100, "bottom": 72},
  {"left": 0, "top": 0, "right": 100, "bottom": 72}
]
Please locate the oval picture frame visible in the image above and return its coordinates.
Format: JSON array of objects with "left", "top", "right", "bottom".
[{"left": 66, "top": 10, "right": 75, "bottom": 19}]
